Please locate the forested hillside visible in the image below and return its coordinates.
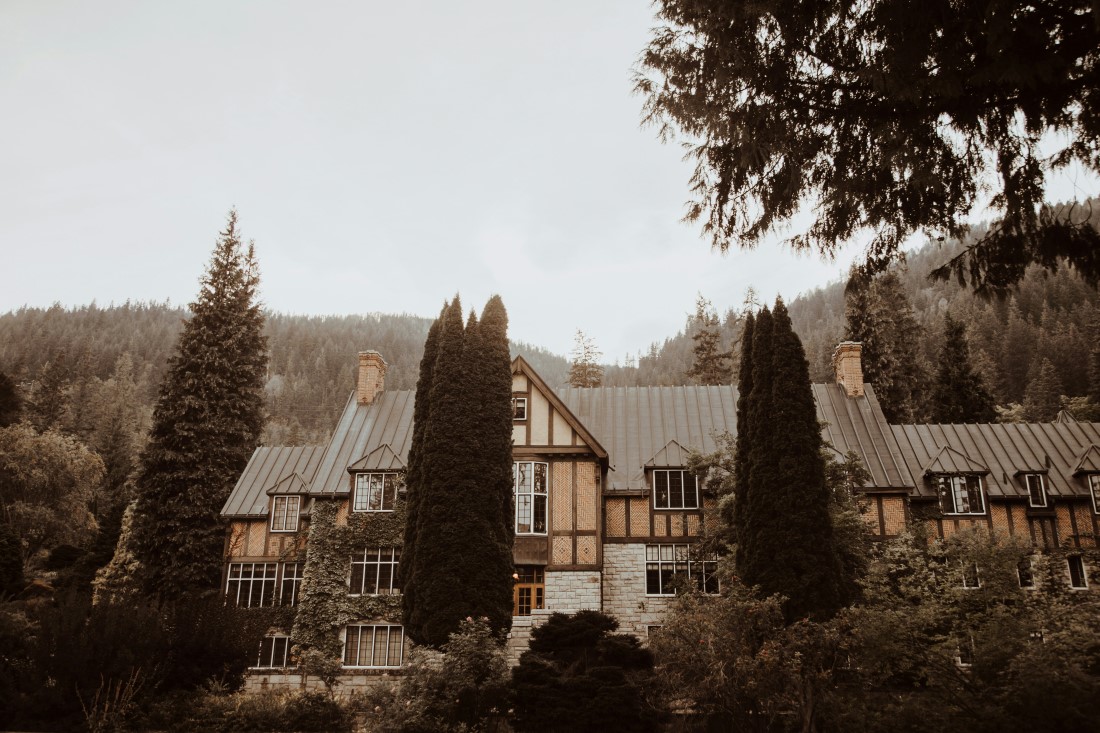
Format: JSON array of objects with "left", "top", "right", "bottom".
[{"left": 0, "top": 304, "right": 568, "bottom": 446}]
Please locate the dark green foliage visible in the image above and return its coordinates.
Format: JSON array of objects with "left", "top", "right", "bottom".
[
  {"left": 1088, "top": 318, "right": 1100, "bottom": 406},
  {"left": 686, "top": 296, "right": 733, "bottom": 385},
  {"left": 512, "top": 611, "right": 658, "bottom": 733},
  {"left": 931, "top": 313, "right": 997, "bottom": 423},
  {"left": 845, "top": 271, "right": 928, "bottom": 422},
  {"left": 0, "top": 522, "right": 23, "bottom": 597},
  {"left": 170, "top": 691, "right": 351, "bottom": 733},
  {"left": 29, "top": 355, "right": 70, "bottom": 432},
  {"left": 1022, "top": 358, "right": 1064, "bottom": 421},
  {"left": 735, "top": 300, "right": 846, "bottom": 622},
  {"left": 637, "top": 0, "right": 1100, "bottom": 292},
  {"left": 403, "top": 296, "right": 514, "bottom": 647},
  {"left": 0, "top": 370, "right": 20, "bottom": 427},
  {"left": 129, "top": 211, "right": 267, "bottom": 600}
]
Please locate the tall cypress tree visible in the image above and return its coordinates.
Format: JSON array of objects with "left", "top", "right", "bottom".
[
  {"left": 735, "top": 299, "right": 846, "bottom": 622},
  {"left": 127, "top": 211, "right": 267, "bottom": 599},
  {"left": 930, "top": 313, "right": 997, "bottom": 424},
  {"left": 403, "top": 296, "right": 513, "bottom": 646}
]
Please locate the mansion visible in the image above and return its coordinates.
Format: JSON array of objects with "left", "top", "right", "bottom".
[{"left": 220, "top": 346, "right": 1100, "bottom": 691}]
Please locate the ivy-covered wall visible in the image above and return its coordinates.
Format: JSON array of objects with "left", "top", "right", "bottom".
[{"left": 292, "top": 488, "right": 406, "bottom": 672}]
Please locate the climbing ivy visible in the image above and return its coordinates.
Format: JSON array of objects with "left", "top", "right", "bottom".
[{"left": 292, "top": 484, "right": 406, "bottom": 672}]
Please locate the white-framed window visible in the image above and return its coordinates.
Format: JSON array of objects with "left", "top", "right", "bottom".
[
  {"left": 652, "top": 470, "right": 700, "bottom": 510},
  {"left": 1017, "top": 557, "right": 1035, "bottom": 589},
  {"left": 1025, "top": 474, "right": 1047, "bottom": 508},
  {"left": 226, "top": 562, "right": 277, "bottom": 607},
  {"left": 936, "top": 474, "right": 986, "bottom": 515},
  {"left": 961, "top": 562, "right": 981, "bottom": 589},
  {"left": 1089, "top": 475, "right": 1100, "bottom": 514},
  {"left": 270, "top": 496, "right": 300, "bottom": 532},
  {"left": 350, "top": 547, "right": 401, "bottom": 595},
  {"left": 955, "top": 635, "right": 975, "bottom": 668},
  {"left": 512, "top": 396, "right": 528, "bottom": 421},
  {"left": 514, "top": 461, "right": 548, "bottom": 534},
  {"left": 281, "top": 561, "right": 303, "bottom": 606},
  {"left": 1068, "top": 555, "right": 1089, "bottom": 589},
  {"left": 256, "top": 634, "right": 292, "bottom": 668},
  {"left": 343, "top": 624, "right": 404, "bottom": 668},
  {"left": 354, "top": 473, "right": 398, "bottom": 512},
  {"left": 645, "top": 544, "right": 719, "bottom": 595}
]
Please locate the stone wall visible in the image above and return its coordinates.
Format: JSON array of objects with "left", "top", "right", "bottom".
[
  {"left": 243, "top": 671, "right": 398, "bottom": 697},
  {"left": 544, "top": 569, "right": 601, "bottom": 612},
  {"left": 601, "top": 544, "right": 672, "bottom": 637}
]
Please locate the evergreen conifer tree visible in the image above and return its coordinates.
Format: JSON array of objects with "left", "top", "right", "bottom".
[
  {"left": 0, "top": 371, "right": 21, "bottom": 428},
  {"left": 734, "top": 299, "right": 846, "bottom": 622},
  {"left": 568, "top": 329, "right": 604, "bottom": 387},
  {"left": 930, "top": 314, "right": 997, "bottom": 424},
  {"left": 1089, "top": 318, "right": 1100, "bottom": 407},
  {"left": 403, "top": 296, "right": 514, "bottom": 646},
  {"left": 844, "top": 271, "right": 927, "bottom": 422},
  {"left": 687, "top": 296, "right": 733, "bottom": 385},
  {"left": 1022, "top": 358, "right": 1064, "bottom": 422},
  {"left": 127, "top": 211, "right": 267, "bottom": 599}
]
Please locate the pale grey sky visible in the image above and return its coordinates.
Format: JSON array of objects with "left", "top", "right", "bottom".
[{"left": 2, "top": 1, "right": 1093, "bottom": 360}]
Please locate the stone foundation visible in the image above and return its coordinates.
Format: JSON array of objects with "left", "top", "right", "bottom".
[
  {"left": 544, "top": 569, "right": 601, "bottom": 612},
  {"left": 601, "top": 544, "right": 672, "bottom": 637},
  {"left": 242, "top": 670, "right": 400, "bottom": 697}
]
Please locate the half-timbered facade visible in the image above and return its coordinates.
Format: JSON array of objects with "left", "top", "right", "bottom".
[{"left": 220, "top": 344, "right": 1099, "bottom": 689}]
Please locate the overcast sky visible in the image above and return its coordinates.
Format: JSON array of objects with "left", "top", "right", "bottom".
[{"left": 2, "top": 2, "right": 1095, "bottom": 361}]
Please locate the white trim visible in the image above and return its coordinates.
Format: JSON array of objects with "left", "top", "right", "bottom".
[
  {"left": 514, "top": 461, "right": 548, "bottom": 535},
  {"left": 1067, "top": 555, "right": 1089, "bottom": 590},
  {"left": 651, "top": 469, "right": 700, "bottom": 510},
  {"left": 1024, "top": 474, "right": 1047, "bottom": 508},
  {"left": 342, "top": 624, "right": 405, "bottom": 668},
  {"left": 270, "top": 496, "right": 300, "bottom": 532},
  {"left": 1089, "top": 475, "right": 1100, "bottom": 515},
  {"left": 353, "top": 472, "right": 398, "bottom": 513}
]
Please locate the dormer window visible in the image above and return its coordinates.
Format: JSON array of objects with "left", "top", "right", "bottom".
[
  {"left": 1090, "top": 475, "right": 1100, "bottom": 515},
  {"left": 1025, "top": 474, "right": 1048, "bottom": 508},
  {"left": 653, "top": 470, "right": 699, "bottom": 510},
  {"left": 270, "top": 496, "right": 300, "bottom": 532},
  {"left": 936, "top": 474, "right": 985, "bottom": 515},
  {"left": 354, "top": 472, "right": 397, "bottom": 512},
  {"left": 512, "top": 397, "right": 528, "bottom": 421}
]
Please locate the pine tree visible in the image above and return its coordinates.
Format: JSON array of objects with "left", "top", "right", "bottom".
[
  {"left": 127, "top": 211, "right": 267, "bottom": 600},
  {"left": 403, "top": 296, "right": 514, "bottom": 646},
  {"left": 1022, "top": 358, "right": 1064, "bottom": 422},
  {"left": 1089, "top": 317, "right": 1100, "bottom": 407},
  {"left": 931, "top": 313, "right": 997, "bottom": 424},
  {"left": 687, "top": 296, "right": 733, "bottom": 385},
  {"left": 734, "top": 299, "right": 846, "bottom": 622},
  {"left": 0, "top": 371, "right": 20, "bottom": 428},
  {"left": 844, "top": 271, "right": 927, "bottom": 422},
  {"left": 568, "top": 329, "right": 604, "bottom": 387}
]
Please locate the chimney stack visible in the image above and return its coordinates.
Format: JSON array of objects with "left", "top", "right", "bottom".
[
  {"left": 357, "top": 351, "right": 387, "bottom": 405},
  {"left": 832, "top": 342, "right": 864, "bottom": 397}
]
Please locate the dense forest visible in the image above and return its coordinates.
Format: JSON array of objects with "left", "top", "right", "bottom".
[{"left": 2, "top": 232, "right": 1099, "bottom": 449}]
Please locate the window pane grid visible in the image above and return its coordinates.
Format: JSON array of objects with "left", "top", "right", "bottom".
[
  {"left": 938, "top": 475, "right": 985, "bottom": 515},
  {"left": 1026, "top": 475, "right": 1046, "bottom": 507},
  {"left": 281, "top": 562, "right": 303, "bottom": 606},
  {"left": 514, "top": 462, "right": 548, "bottom": 534},
  {"left": 652, "top": 470, "right": 699, "bottom": 509},
  {"left": 271, "top": 496, "right": 300, "bottom": 532},
  {"left": 350, "top": 547, "right": 400, "bottom": 595},
  {"left": 226, "top": 562, "right": 277, "bottom": 607},
  {"left": 353, "top": 473, "right": 397, "bottom": 512},
  {"left": 257, "top": 635, "right": 291, "bottom": 668},
  {"left": 513, "top": 565, "right": 545, "bottom": 616},
  {"left": 343, "top": 625, "right": 404, "bottom": 668},
  {"left": 645, "top": 544, "right": 719, "bottom": 595}
]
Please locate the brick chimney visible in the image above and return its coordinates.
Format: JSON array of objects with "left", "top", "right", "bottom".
[
  {"left": 832, "top": 341, "right": 864, "bottom": 397},
  {"left": 357, "top": 351, "right": 387, "bottom": 405}
]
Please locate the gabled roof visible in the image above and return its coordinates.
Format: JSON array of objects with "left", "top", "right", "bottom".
[
  {"left": 646, "top": 440, "right": 691, "bottom": 468},
  {"left": 1073, "top": 444, "right": 1100, "bottom": 474},
  {"left": 221, "top": 446, "right": 325, "bottom": 518},
  {"left": 512, "top": 356, "right": 608, "bottom": 462},
  {"left": 266, "top": 472, "right": 310, "bottom": 496},
  {"left": 892, "top": 422, "right": 1100, "bottom": 499},
  {"left": 922, "top": 445, "right": 989, "bottom": 475},
  {"left": 347, "top": 444, "right": 406, "bottom": 472}
]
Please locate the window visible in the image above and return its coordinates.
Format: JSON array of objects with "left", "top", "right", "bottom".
[
  {"left": 1090, "top": 475, "right": 1100, "bottom": 514},
  {"left": 354, "top": 473, "right": 397, "bottom": 512},
  {"left": 1025, "top": 474, "right": 1047, "bottom": 508},
  {"left": 936, "top": 474, "right": 985, "bottom": 515},
  {"left": 955, "top": 636, "right": 975, "bottom": 668},
  {"left": 961, "top": 562, "right": 981, "bottom": 589},
  {"left": 270, "top": 496, "right": 300, "bottom": 532},
  {"left": 646, "top": 625, "right": 664, "bottom": 638},
  {"left": 652, "top": 470, "right": 700, "bottom": 510},
  {"left": 514, "top": 462, "right": 548, "bottom": 534},
  {"left": 1018, "top": 558, "right": 1035, "bottom": 589},
  {"left": 1068, "top": 555, "right": 1088, "bottom": 589},
  {"left": 256, "top": 634, "right": 292, "bottom": 668},
  {"left": 512, "top": 397, "right": 528, "bottom": 421},
  {"left": 645, "top": 544, "right": 719, "bottom": 595},
  {"left": 226, "top": 562, "right": 277, "bottom": 607},
  {"left": 513, "top": 565, "right": 545, "bottom": 616},
  {"left": 343, "top": 624, "right": 404, "bottom": 668},
  {"left": 350, "top": 547, "right": 401, "bottom": 595},
  {"left": 281, "top": 562, "right": 303, "bottom": 605}
]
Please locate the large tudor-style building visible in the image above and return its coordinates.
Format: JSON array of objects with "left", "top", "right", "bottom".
[{"left": 220, "top": 346, "right": 1100, "bottom": 692}]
